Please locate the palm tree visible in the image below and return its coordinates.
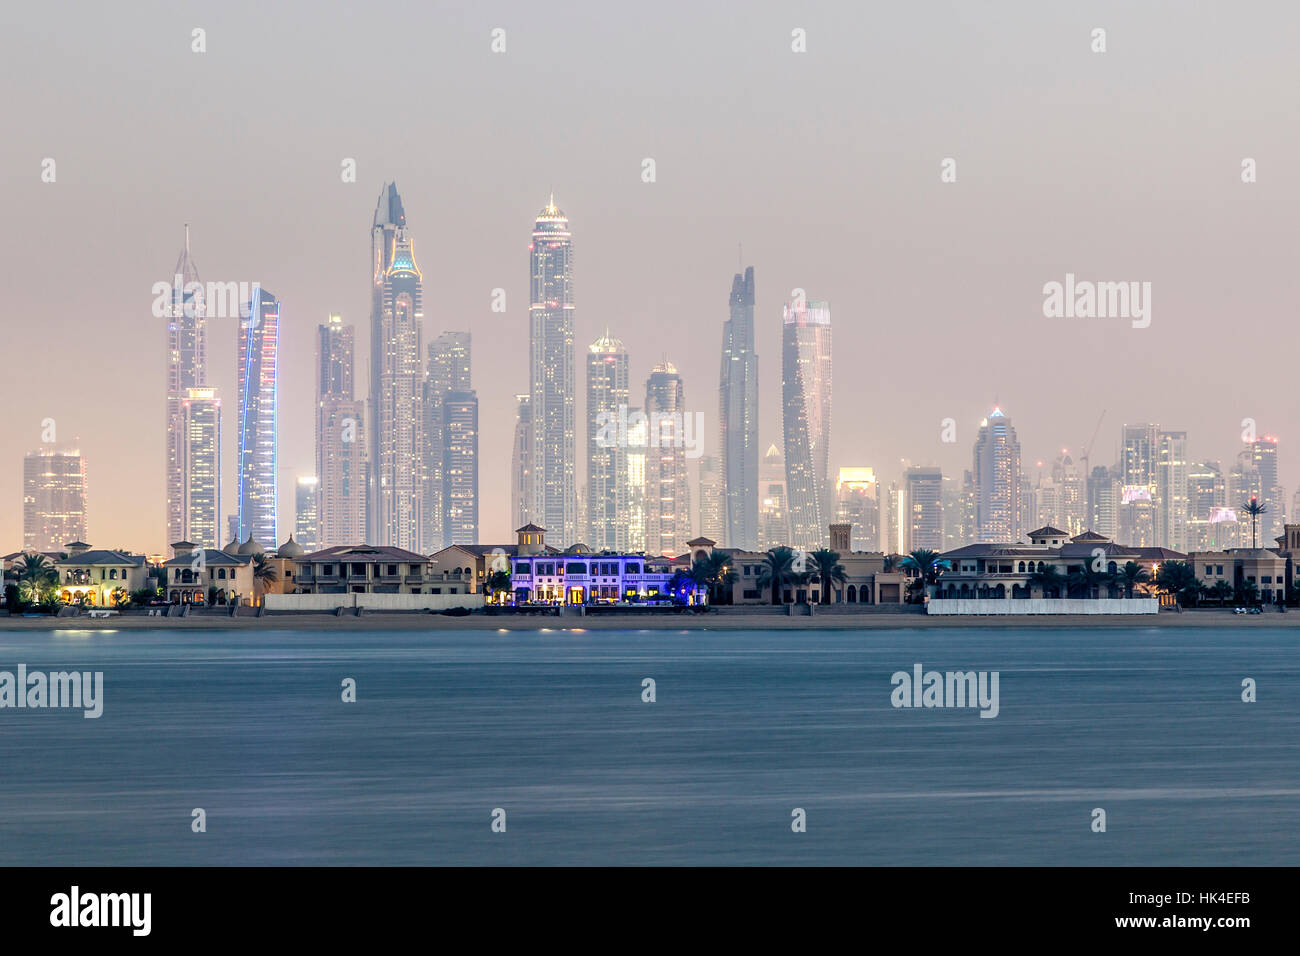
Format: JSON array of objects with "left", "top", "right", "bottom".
[
  {"left": 809, "top": 549, "right": 848, "bottom": 604},
  {"left": 1118, "top": 561, "right": 1149, "bottom": 598},
  {"left": 690, "top": 552, "right": 737, "bottom": 605},
  {"left": 756, "top": 547, "right": 797, "bottom": 606},
  {"left": 1027, "top": 564, "right": 1064, "bottom": 598},
  {"left": 1209, "top": 580, "right": 1234, "bottom": 606},
  {"left": 251, "top": 553, "right": 279, "bottom": 605},
  {"left": 1155, "top": 560, "right": 1202, "bottom": 608},
  {"left": 897, "top": 549, "right": 950, "bottom": 604},
  {"left": 485, "top": 569, "right": 512, "bottom": 605},
  {"left": 109, "top": 586, "right": 129, "bottom": 608},
  {"left": 15, "top": 554, "right": 59, "bottom": 604},
  {"left": 666, "top": 569, "right": 694, "bottom": 604},
  {"left": 1236, "top": 578, "right": 1259, "bottom": 607},
  {"left": 1241, "top": 498, "right": 1267, "bottom": 549},
  {"left": 1067, "top": 560, "right": 1108, "bottom": 599}
]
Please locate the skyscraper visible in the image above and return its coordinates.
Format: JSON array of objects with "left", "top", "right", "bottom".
[
  {"left": 1155, "top": 430, "right": 1188, "bottom": 551},
  {"left": 835, "top": 467, "right": 879, "bottom": 552},
  {"left": 23, "top": 447, "right": 87, "bottom": 552},
  {"left": 316, "top": 314, "right": 366, "bottom": 548},
  {"left": 295, "top": 476, "right": 319, "bottom": 552},
  {"left": 441, "top": 390, "right": 479, "bottom": 546},
  {"left": 1248, "top": 435, "right": 1282, "bottom": 545},
  {"left": 511, "top": 394, "right": 532, "bottom": 531},
  {"left": 528, "top": 194, "right": 577, "bottom": 546},
  {"left": 781, "top": 298, "right": 833, "bottom": 549},
  {"left": 1186, "top": 460, "right": 1227, "bottom": 551},
  {"left": 1087, "top": 464, "right": 1118, "bottom": 540},
  {"left": 236, "top": 286, "right": 279, "bottom": 547},
  {"left": 179, "top": 387, "right": 221, "bottom": 548},
  {"left": 586, "top": 330, "right": 629, "bottom": 552},
  {"left": 758, "top": 443, "right": 791, "bottom": 550},
  {"left": 697, "top": 455, "right": 725, "bottom": 543},
  {"left": 165, "top": 226, "right": 207, "bottom": 550},
  {"left": 625, "top": 409, "right": 648, "bottom": 553},
  {"left": 644, "top": 361, "right": 690, "bottom": 557},
  {"left": 369, "top": 183, "right": 424, "bottom": 551},
  {"left": 904, "top": 466, "right": 943, "bottom": 551},
  {"left": 972, "top": 407, "right": 1022, "bottom": 542},
  {"left": 422, "top": 331, "right": 472, "bottom": 551},
  {"left": 1119, "top": 423, "right": 1158, "bottom": 546},
  {"left": 720, "top": 266, "right": 758, "bottom": 548}
]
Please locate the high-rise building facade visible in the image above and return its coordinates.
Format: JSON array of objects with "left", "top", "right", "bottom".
[
  {"left": 165, "top": 226, "right": 207, "bottom": 550},
  {"left": 23, "top": 447, "right": 88, "bottom": 552},
  {"left": 904, "top": 466, "right": 943, "bottom": 551},
  {"left": 179, "top": 387, "right": 221, "bottom": 548},
  {"left": 441, "top": 390, "right": 479, "bottom": 546},
  {"left": 1248, "top": 435, "right": 1283, "bottom": 545},
  {"left": 236, "top": 286, "right": 279, "bottom": 547},
  {"left": 316, "top": 314, "right": 366, "bottom": 548},
  {"left": 528, "top": 194, "right": 577, "bottom": 546},
  {"left": 644, "top": 362, "right": 690, "bottom": 557},
  {"left": 835, "top": 467, "right": 879, "bottom": 552},
  {"left": 781, "top": 298, "right": 833, "bottom": 549},
  {"left": 369, "top": 183, "right": 424, "bottom": 550},
  {"left": 511, "top": 394, "right": 532, "bottom": 531},
  {"left": 295, "top": 476, "right": 319, "bottom": 552},
  {"left": 1087, "top": 464, "right": 1118, "bottom": 540},
  {"left": 624, "top": 409, "right": 648, "bottom": 553},
  {"left": 586, "top": 330, "right": 629, "bottom": 552},
  {"left": 1120, "top": 423, "right": 1158, "bottom": 547},
  {"left": 972, "top": 408, "right": 1022, "bottom": 542},
  {"left": 1186, "top": 460, "right": 1227, "bottom": 551},
  {"left": 422, "top": 331, "right": 473, "bottom": 551},
  {"left": 758, "top": 444, "right": 791, "bottom": 550},
  {"left": 1155, "top": 430, "right": 1188, "bottom": 551},
  {"left": 720, "top": 266, "right": 758, "bottom": 548},
  {"left": 697, "top": 455, "right": 725, "bottom": 543}
]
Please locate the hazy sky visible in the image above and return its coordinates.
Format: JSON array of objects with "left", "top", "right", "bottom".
[{"left": 3, "top": 1, "right": 1299, "bottom": 553}]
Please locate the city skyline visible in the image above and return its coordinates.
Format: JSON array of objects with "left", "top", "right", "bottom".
[{"left": 6, "top": 5, "right": 1299, "bottom": 554}]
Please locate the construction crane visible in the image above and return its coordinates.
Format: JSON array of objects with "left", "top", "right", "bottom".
[{"left": 1080, "top": 410, "right": 1107, "bottom": 478}]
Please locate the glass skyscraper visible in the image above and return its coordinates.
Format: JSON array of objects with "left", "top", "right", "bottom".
[
  {"left": 586, "top": 330, "right": 629, "bottom": 552},
  {"left": 423, "top": 331, "right": 476, "bottom": 550},
  {"left": 781, "top": 298, "right": 833, "bottom": 549},
  {"left": 973, "top": 408, "right": 1022, "bottom": 543},
  {"left": 316, "top": 314, "right": 366, "bottom": 548},
  {"left": 720, "top": 266, "right": 758, "bottom": 549},
  {"left": 236, "top": 286, "right": 279, "bottom": 547},
  {"left": 165, "top": 226, "right": 208, "bottom": 550},
  {"left": 23, "top": 447, "right": 88, "bottom": 552},
  {"left": 529, "top": 194, "right": 576, "bottom": 546},
  {"left": 369, "top": 183, "right": 424, "bottom": 551},
  {"left": 180, "top": 387, "right": 221, "bottom": 549},
  {"left": 645, "top": 361, "right": 690, "bottom": 557}
]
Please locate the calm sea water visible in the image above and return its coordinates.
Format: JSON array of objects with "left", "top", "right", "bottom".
[{"left": 0, "top": 626, "right": 1296, "bottom": 866}]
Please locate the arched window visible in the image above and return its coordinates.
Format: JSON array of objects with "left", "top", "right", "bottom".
[
  {"left": 847, "top": 585, "right": 857, "bottom": 602},
  {"left": 1018, "top": 562, "right": 1026, "bottom": 572}
]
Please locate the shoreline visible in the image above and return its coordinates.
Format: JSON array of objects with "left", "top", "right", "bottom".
[{"left": 0, "top": 608, "right": 1297, "bottom": 631}]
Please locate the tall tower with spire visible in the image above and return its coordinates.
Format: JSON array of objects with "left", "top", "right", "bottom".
[
  {"left": 369, "top": 182, "right": 424, "bottom": 550},
  {"left": 720, "top": 266, "right": 758, "bottom": 549},
  {"left": 529, "top": 193, "right": 577, "bottom": 545},
  {"left": 165, "top": 225, "right": 214, "bottom": 548},
  {"left": 586, "top": 329, "right": 629, "bottom": 551}
]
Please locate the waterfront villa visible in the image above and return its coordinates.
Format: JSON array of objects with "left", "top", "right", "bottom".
[
  {"left": 162, "top": 540, "right": 255, "bottom": 605},
  {"left": 54, "top": 541, "right": 149, "bottom": 606}
]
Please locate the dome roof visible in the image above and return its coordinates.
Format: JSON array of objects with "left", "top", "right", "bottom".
[
  {"left": 277, "top": 535, "right": 305, "bottom": 558},
  {"left": 236, "top": 534, "right": 265, "bottom": 556},
  {"left": 222, "top": 537, "right": 240, "bottom": 554}
]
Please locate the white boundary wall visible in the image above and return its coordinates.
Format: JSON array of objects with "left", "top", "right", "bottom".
[
  {"left": 265, "top": 593, "right": 485, "bottom": 612},
  {"left": 927, "top": 598, "right": 1158, "bottom": 616}
]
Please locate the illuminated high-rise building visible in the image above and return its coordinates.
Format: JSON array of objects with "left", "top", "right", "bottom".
[
  {"left": 316, "top": 314, "right": 366, "bottom": 548},
  {"left": 23, "top": 447, "right": 88, "bottom": 552},
  {"left": 235, "top": 286, "right": 279, "bottom": 547},
  {"left": 179, "top": 387, "right": 221, "bottom": 548},
  {"left": 1120, "top": 423, "right": 1158, "bottom": 547},
  {"left": 422, "top": 331, "right": 473, "bottom": 551},
  {"left": 1155, "top": 430, "right": 1188, "bottom": 551},
  {"left": 369, "top": 183, "right": 424, "bottom": 550},
  {"left": 1087, "top": 464, "right": 1119, "bottom": 540},
  {"left": 904, "top": 466, "right": 943, "bottom": 551},
  {"left": 295, "top": 476, "right": 319, "bottom": 552},
  {"left": 781, "top": 298, "right": 833, "bottom": 549},
  {"left": 972, "top": 407, "right": 1022, "bottom": 542},
  {"left": 165, "top": 225, "right": 206, "bottom": 550},
  {"left": 758, "top": 444, "right": 791, "bottom": 549},
  {"left": 625, "top": 409, "right": 648, "bottom": 553},
  {"left": 697, "top": 455, "right": 725, "bottom": 543},
  {"left": 720, "top": 266, "right": 758, "bottom": 548},
  {"left": 1186, "top": 460, "right": 1227, "bottom": 551},
  {"left": 441, "top": 390, "right": 479, "bottom": 546},
  {"left": 1248, "top": 435, "right": 1282, "bottom": 545},
  {"left": 586, "top": 330, "right": 629, "bottom": 552},
  {"left": 645, "top": 361, "right": 690, "bottom": 557},
  {"left": 528, "top": 194, "right": 577, "bottom": 546},
  {"left": 835, "top": 467, "right": 879, "bottom": 552}
]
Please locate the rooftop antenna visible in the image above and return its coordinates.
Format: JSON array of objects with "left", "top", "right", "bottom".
[{"left": 184, "top": 222, "right": 190, "bottom": 254}]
